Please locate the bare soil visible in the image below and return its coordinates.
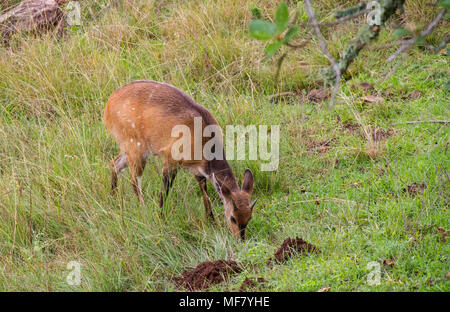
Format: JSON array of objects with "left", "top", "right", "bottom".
[
  {"left": 273, "top": 237, "right": 318, "bottom": 263},
  {"left": 176, "top": 260, "right": 241, "bottom": 291}
]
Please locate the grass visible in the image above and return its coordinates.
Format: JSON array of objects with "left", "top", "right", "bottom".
[{"left": 0, "top": 0, "right": 448, "bottom": 291}]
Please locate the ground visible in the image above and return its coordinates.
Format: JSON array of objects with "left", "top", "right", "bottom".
[{"left": 0, "top": 0, "right": 448, "bottom": 291}]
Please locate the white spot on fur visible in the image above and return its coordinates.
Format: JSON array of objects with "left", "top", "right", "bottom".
[
  {"left": 137, "top": 142, "right": 141, "bottom": 147},
  {"left": 130, "top": 138, "right": 134, "bottom": 142},
  {"left": 131, "top": 123, "right": 135, "bottom": 128}
]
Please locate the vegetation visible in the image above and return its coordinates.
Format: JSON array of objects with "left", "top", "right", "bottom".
[{"left": 0, "top": 0, "right": 448, "bottom": 291}]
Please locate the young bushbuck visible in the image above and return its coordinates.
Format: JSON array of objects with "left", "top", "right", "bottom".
[{"left": 104, "top": 80, "right": 257, "bottom": 240}]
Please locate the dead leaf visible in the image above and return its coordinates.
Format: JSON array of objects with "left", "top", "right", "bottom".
[
  {"left": 361, "top": 96, "right": 385, "bottom": 104},
  {"left": 318, "top": 286, "right": 331, "bottom": 292},
  {"left": 382, "top": 259, "right": 395, "bottom": 267}
]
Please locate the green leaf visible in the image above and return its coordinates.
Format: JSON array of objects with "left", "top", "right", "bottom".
[
  {"left": 275, "top": 2, "right": 289, "bottom": 33},
  {"left": 393, "top": 28, "right": 412, "bottom": 38},
  {"left": 250, "top": 6, "right": 262, "bottom": 20},
  {"left": 438, "top": 0, "right": 450, "bottom": 10},
  {"left": 283, "top": 25, "right": 299, "bottom": 43},
  {"left": 265, "top": 41, "right": 283, "bottom": 58},
  {"left": 249, "top": 20, "right": 277, "bottom": 40}
]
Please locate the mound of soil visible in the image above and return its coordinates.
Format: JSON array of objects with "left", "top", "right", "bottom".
[
  {"left": 239, "top": 277, "right": 266, "bottom": 292},
  {"left": 273, "top": 237, "right": 318, "bottom": 263},
  {"left": 403, "top": 182, "right": 427, "bottom": 196},
  {"left": 176, "top": 260, "right": 241, "bottom": 291}
]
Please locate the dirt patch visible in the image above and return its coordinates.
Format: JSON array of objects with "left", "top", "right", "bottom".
[
  {"left": 306, "top": 138, "right": 332, "bottom": 153},
  {"left": 403, "top": 182, "right": 427, "bottom": 196},
  {"left": 438, "top": 227, "right": 448, "bottom": 242},
  {"left": 239, "top": 277, "right": 266, "bottom": 292},
  {"left": 176, "top": 260, "right": 241, "bottom": 291},
  {"left": 357, "top": 82, "right": 374, "bottom": 93},
  {"left": 272, "top": 237, "right": 318, "bottom": 263},
  {"left": 408, "top": 90, "right": 423, "bottom": 100},
  {"left": 371, "top": 128, "right": 393, "bottom": 142},
  {"left": 308, "top": 89, "right": 329, "bottom": 102},
  {"left": 343, "top": 122, "right": 361, "bottom": 135}
]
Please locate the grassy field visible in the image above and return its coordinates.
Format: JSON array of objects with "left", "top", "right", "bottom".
[{"left": 0, "top": 0, "right": 448, "bottom": 291}]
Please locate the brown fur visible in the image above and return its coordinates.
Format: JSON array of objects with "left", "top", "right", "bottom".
[{"left": 103, "top": 80, "right": 256, "bottom": 240}]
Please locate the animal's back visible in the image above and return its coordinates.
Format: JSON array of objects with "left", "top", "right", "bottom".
[{"left": 104, "top": 80, "right": 218, "bottom": 160}]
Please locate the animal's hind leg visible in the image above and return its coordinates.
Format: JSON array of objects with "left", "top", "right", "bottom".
[
  {"left": 110, "top": 152, "right": 128, "bottom": 193},
  {"left": 159, "top": 163, "right": 177, "bottom": 208},
  {"left": 129, "top": 154, "right": 147, "bottom": 204}
]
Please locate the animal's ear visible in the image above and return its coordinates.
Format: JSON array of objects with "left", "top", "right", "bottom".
[
  {"left": 249, "top": 199, "right": 257, "bottom": 211},
  {"left": 242, "top": 169, "right": 254, "bottom": 194},
  {"left": 211, "top": 173, "right": 230, "bottom": 198}
]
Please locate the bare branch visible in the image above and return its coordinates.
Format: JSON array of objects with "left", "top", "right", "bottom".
[
  {"left": 386, "top": 8, "right": 446, "bottom": 63},
  {"left": 303, "top": 0, "right": 341, "bottom": 108},
  {"left": 298, "top": 7, "right": 371, "bottom": 27}
]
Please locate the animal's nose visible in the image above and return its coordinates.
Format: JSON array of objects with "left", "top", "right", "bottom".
[{"left": 240, "top": 229, "right": 246, "bottom": 241}]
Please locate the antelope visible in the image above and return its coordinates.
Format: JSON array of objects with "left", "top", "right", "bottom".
[{"left": 103, "top": 80, "right": 257, "bottom": 240}]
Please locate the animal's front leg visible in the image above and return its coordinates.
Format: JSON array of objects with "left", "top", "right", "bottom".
[{"left": 195, "top": 175, "right": 214, "bottom": 220}]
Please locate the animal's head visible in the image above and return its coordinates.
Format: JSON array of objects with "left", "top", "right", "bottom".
[{"left": 212, "top": 169, "right": 257, "bottom": 240}]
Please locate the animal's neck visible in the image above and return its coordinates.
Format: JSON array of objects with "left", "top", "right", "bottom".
[{"left": 208, "top": 158, "right": 239, "bottom": 192}]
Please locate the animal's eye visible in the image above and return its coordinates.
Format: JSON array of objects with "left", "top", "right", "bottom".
[{"left": 230, "top": 216, "right": 237, "bottom": 224}]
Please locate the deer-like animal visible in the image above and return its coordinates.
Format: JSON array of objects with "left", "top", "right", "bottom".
[{"left": 103, "top": 80, "right": 257, "bottom": 240}]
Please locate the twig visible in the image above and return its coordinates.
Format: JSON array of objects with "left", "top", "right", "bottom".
[
  {"left": 386, "top": 8, "right": 446, "bottom": 63},
  {"left": 286, "top": 40, "right": 309, "bottom": 49},
  {"left": 392, "top": 120, "right": 450, "bottom": 125},
  {"left": 303, "top": 0, "right": 341, "bottom": 108},
  {"left": 299, "top": 7, "right": 371, "bottom": 27}
]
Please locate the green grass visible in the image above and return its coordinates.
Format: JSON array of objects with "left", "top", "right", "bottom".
[{"left": 0, "top": 0, "right": 448, "bottom": 291}]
